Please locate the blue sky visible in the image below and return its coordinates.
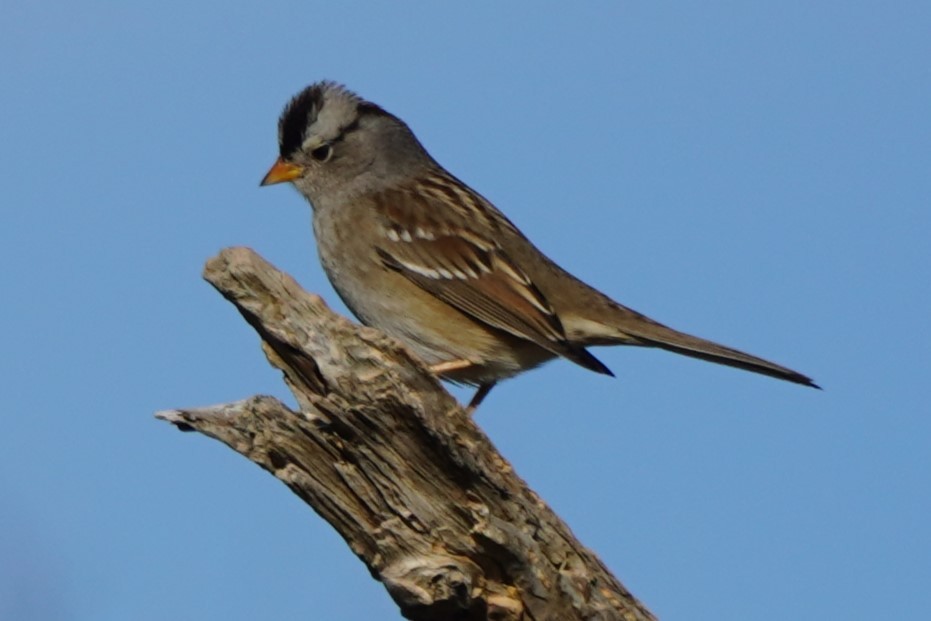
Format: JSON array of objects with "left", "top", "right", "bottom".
[{"left": 2, "top": 2, "right": 929, "bottom": 619}]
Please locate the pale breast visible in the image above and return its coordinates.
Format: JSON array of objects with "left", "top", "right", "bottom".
[{"left": 311, "top": 206, "right": 553, "bottom": 382}]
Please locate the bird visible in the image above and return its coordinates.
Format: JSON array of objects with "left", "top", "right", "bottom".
[{"left": 260, "top": 81, "right": 818, "bottom": 410}]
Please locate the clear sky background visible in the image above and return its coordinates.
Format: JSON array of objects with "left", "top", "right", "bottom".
[{"left": 2, "top": 2, "right": 929, "bottom": 620}]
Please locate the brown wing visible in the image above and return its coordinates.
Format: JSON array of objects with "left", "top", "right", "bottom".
[{"left": 371, "top": 178, "right": 612, "bottom": 376}]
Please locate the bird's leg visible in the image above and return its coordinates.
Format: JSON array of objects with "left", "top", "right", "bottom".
[
  {"left": 428, "top": 359, "right": 476, "bottom": 374},
  {"left": 466, "top": 382, "right": 496, "bottom": 414},
  {"left": 427, "top": 361, "right": 496, "bottom": 413}
]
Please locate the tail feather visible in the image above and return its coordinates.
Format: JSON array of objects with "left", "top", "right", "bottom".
[
  {"left": 642, "top": 329, "right": 818, "bottom": 388},
  {"left": 572, "top": 301, "right": 820, "bottom": 388},
  {"left": 627, "top": 321, "right": 819, "bottom": 388}
]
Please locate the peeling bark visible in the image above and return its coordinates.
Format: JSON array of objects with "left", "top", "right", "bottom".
[{"left": 157, "top": 247, "right": 656, "bottom": 621}]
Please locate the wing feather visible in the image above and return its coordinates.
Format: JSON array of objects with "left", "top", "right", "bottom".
[{"left": 371, "top": 178, "right": 612, "bottom": 376}]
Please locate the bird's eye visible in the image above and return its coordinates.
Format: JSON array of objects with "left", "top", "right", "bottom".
[{"left": 311, "top": 144, "right": 333, "bottom": 162}]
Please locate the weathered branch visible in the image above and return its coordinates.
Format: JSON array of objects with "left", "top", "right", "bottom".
[{"left": 157, "top": 247, "right": 656, "bottom": 621}]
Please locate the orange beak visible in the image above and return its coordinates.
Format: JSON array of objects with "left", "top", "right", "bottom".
[{"left": 260, "top": 158, "right": 304, "bottom": 186}]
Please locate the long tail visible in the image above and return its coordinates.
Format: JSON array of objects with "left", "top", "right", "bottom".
[
  {"left": 590, "top": 304, "right": 820, "bottom": 388},
  {"left": 638, "top": 325, "right": 819, "bottom": 388}
]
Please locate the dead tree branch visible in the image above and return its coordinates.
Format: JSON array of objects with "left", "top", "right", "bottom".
[{"left": 156, "top": 247, "right": 656, "bottom": 621}]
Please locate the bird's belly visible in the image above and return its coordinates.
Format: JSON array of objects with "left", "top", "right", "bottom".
[{"left": 316, "top": 238, "right": 552, "bottom": 383}]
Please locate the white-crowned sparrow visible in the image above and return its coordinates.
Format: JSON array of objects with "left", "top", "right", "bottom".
[{"left": 261, "top": 81, "right": 818, "bottom": 409}]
